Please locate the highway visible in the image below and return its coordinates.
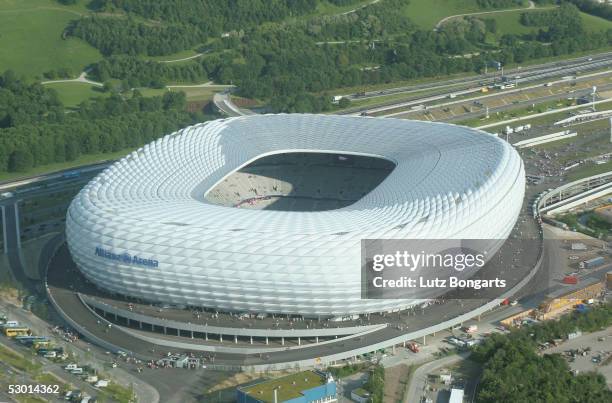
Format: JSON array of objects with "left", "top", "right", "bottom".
[
  {"left": 341, "top": 52, "right": 612, "bottom": 116},
  {"left": 349, "top": 51, "right": 612, "bottom": 100},
  {"left": 212, "top": 91, "right": 255, "bottom": 117},
  {"left": 365, "top": 69, "right": 612, "bottom": 119},
  {"left": 0, "top": 162, "right": 109, "bottom": 192}
]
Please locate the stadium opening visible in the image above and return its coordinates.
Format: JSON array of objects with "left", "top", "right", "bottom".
[{"left": 206, "top": 152, "right": 395, "bottom": 211}]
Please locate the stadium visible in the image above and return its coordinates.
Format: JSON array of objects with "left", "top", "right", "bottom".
[{"left": 65, "top": 114, "right": 525, "bottom": 318}]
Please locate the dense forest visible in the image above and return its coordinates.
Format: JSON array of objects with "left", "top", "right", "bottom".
[
  {"left": 473, "top": 301, "right": 612, "bottom": 402},
  {"left": 70, "top": 17, "right": 206, "bottom": 56},
  {"left": 0, "top": 71, "right": 214, "bottom": 173},
  {"left": 80, "top": 1, "right": 612, "bottom": 113},
  {"left": 88, "top": 0, "right": 320, "bottom": 31}
]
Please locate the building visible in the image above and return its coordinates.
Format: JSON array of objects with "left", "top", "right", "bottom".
[
  {"left": 449, "top": 388, "right": 464, "bottom": 403},
  {"left": 66, "top": 114, "right": 524, "bottom": 317},
  {"left": 350, "top": 388, "right": 371, "bottom": 403},
  {"left": 237, "top": 370, "right": 337, "bottom": 403}
]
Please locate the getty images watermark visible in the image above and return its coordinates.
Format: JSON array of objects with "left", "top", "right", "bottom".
[{"left": 360, "top": 239, "right": 537, "bottom": 300}]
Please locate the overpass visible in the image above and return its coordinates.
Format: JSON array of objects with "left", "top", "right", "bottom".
[{"left": 539, "top": 171, "right": 612, "bottom": 215}]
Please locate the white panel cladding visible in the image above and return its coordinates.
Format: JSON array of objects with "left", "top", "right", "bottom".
[{"left": 66, "top": 114, "right": 525, "bottom": 316}]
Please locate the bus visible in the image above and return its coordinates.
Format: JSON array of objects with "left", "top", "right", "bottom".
[{"left": 4, "top": 327, "right": 30, "bottom": 337}]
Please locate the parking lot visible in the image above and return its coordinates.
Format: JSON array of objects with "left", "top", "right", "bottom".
[{"left": 547, "top": 327, "right": 612, "bottom": 388}]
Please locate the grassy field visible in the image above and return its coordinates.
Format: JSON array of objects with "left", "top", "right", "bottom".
[
  {"left": 484, "top": 9, "right": 612, "bottom": 42},
  {"left": 0, "top": 147, "right": 135, "bottom": 182},
  {"left": 134, "top": 86, "right": 221, "bottom": 102},
  {"left": 44, "top": 82, "right": 107, "bottom": 107},
  {"left": 0, "top": 344, "right": 40, "bottom": 372},
  {"left": 483, "top": 9, "right": 538, "bottom": 41},
  {"left": 0, "top": 0, "right": 101, "bottom": 79},
  {"left": 581, "top": 12, "right": 612, "bottom": 33},
  {"left": 568, "top": 159, "right": 612, "bottom": 181},
  {"left": 314, "top": 0, "right": 379, "bottom": 16},
  {"left": 403, "top": 0, "right": 528, "bottom": 29}
]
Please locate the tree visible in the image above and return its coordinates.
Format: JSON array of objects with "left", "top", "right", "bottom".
[
  {"left": 338, "top": 97, "right": 351, "bottom": 108},
  {"left": 8, "top": 147, "right": 34, "bottom": 172},
  {"left": 102, "top": 80, "right": 114, "bottom": 93}
]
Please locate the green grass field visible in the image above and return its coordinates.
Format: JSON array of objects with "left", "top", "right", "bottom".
[
  {"left": 44, "top": 82, "right": 108, "bottom": 107},
  {"left": 146, "top": 49, "right": 202, "bottom": 63},
  {"left": 568, "top": 160, "right": 612, "bottom": 181},
  {"left": 484, "top": 9, "right": 612, "bottom": 42},
  {"left": 170, "top": 86, "right": 222, "bottom": 102},
  {"left": 0, "top": 0, "right": 101, "bottom": 79},
  {"left": 404, "top": 0, "right": 528, "bottom": 29},
  {"left": 314, "top": 0, "right": 378, "bottom": 16},
  {"left": 0, "top": 344, "right": 40, "bottom": 372},
  {"left": 581, "top": 12, "right": 612, "bottom": 33}
]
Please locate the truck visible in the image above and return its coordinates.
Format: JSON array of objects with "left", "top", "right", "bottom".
[
  {"left": 94, "top": 380, "right": 109, "bottom": 388},
  {"left": 65, "top": 363, "right": 78, "bottom": 371},
  {"left": 1, "top": 320, "right": 19, "bottom": 328},
  {"left": 85, "top": 375, "right": 98, "bottom": 383},
  {"left": 71, "top": 368, "right": 83, "bottom": 375},
  {"left": 580, "top": 256, "right": 604, "bottom": 269},
  {"left": 43, "top": 351, "right": 57, "bottom": 359},
  {"left": 563, "top": 275, "right": 578, "bottom": 284},
  {"left": 407, "top": 342, "right": 420, "bottom": 353}
]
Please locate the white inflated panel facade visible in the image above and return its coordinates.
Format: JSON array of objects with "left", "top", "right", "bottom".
[{"left": 66, "top": 114, "right": 525, "bottom": 317}]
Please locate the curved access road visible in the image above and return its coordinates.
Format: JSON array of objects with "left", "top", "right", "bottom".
[{"left": 434, "top": 1, "right": 543, "bottom": 31}]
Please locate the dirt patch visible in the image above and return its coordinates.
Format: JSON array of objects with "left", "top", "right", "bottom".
[
  {"left": 384, "top": 363, "right": 410, "bottom": 403},
  {"left": 207, "top": 370, "right": 293, "bottom": 393}
]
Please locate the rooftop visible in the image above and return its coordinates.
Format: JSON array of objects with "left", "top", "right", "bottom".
[{"left": 240, "top": 370, "right": 327, "bottom": 402}]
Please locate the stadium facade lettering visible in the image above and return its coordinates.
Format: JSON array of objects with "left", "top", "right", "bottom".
[{"left": 94, "top": 246, "right": 159, "bottom": 268}]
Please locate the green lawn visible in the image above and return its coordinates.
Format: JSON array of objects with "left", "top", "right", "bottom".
[
  {"left": 314, "top": 0, "right": 378, "bottom": 16},
  {"left": 581, "top": 12, "right": 612, "bottom": 33},
  {"left": 403, "top": 0, "right": 528, "bottom": 29},
  {"left": 44, "top": 82, "right": 107, "bottom": 107},
  {"left": 0, "top": 344, "right": 40, "bottom": 372},
  {"left": 0, "top": 0, "right": 101, "bottom": 79},
  {"left": 146, "top": 48, "right": 202, "bottom": 63},
  {"left": 484, "top": 9, "right": 537, "bottom": 41},
  {"left": 171, "top": 86, "right": 221, "bottom": 102},
  {"left": 484, "top": 10, "right": 612, "bottom": 41},
  {"left": 134, "top": 86, "right": 221, "bottom": 102},
  {"left": 568, "top": 160, "right": 612, "bottom": 181}
]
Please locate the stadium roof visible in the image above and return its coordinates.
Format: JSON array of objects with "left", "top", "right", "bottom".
[{"left": 67, "top": 114, "right": 525, "bottom": 316}]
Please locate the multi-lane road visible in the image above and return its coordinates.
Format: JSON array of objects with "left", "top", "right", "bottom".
[{"left": 341, "top": 52, "right": 612, "bottom": 116}]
